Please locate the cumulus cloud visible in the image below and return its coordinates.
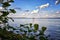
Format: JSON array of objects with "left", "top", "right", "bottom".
[
  {"left": 31, "top": 9, "right": 39, "bottom": 13},
  {"left": 38, "top": 3, "right": 49, "bottom": 9},
  {"left": 55, "top": 0, "right": 60, "bottom": 5}
]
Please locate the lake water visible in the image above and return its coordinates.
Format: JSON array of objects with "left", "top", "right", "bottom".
[{"left": 8, "top": 19, "right": 60, "bottom": 40}]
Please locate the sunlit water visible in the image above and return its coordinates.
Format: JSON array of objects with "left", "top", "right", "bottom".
[{"left": 8, "top": 19, "right": 60, "bottom": 40}]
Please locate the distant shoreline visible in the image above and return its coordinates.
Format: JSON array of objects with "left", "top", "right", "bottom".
[{"left": 11, "top": 17, "right": 60, "bottom": 19}]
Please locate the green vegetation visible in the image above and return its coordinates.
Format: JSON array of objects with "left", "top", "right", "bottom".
[
  {"left": 0, "top": 0, "right": 16, "bottom": 24},
  {"left": 0, "top": 28, "right": 22, "bottom": 40},
  {"left": 34, "top": 24, "right": 39, "bottom": 31},
  {"left": 0, "top": 0, "right": 48, "bottom": 40},
  {"left": 0, "top": 23, "right": 48, "bottom": 40}
]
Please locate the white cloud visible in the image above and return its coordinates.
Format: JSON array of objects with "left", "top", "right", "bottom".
[
  {"left": 31, "top": 9, "right": 39, "bottom": 13},
  {"left": 56, "top": 11, "right": 59, "bottom": 13},
  {"left": 8, "top": 7, "right": 60, "bottom": 18},
  {"left": 55, "top": 0, "right": 60, "bottom": 5},
  {"left": 8, "top": 10, "right": 60, "bottom": 18},
  {"left": 0, "top": 7, "right": 3, "bottom": 9},
  {"left": 38, "top": 3, "right": 49, "bottom": 9}
]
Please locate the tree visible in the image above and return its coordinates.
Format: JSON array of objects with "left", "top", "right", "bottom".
[{"left": 0, "top": 0, "right": 16, "bottom": 29}]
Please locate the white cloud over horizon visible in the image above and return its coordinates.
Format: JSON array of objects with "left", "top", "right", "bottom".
[{"left": 8, "top": 10, "right": 60, "bottom": 18}]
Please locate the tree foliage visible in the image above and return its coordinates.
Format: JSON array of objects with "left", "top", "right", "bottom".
[{"left": 0, "top": 0, "right": 16, "bottom": 24}]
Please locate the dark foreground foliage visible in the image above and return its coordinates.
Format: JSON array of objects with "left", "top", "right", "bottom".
[
  {"left": 0, "top": 28, "right": 22, "bottom": 40},
  {"left": 0, "top": 23, "right": 48, "bottom": 40}
]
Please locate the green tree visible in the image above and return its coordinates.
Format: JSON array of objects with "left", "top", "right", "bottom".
[{"left": 0, "top": 0, "right": 16, "bottom": 30}]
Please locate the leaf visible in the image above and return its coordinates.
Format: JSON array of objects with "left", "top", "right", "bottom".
[
  {"left": 2, "top": 20, "right": 8, "bottom": 23},
  {"left": 2, "top": 2, "right": 10, "bottom": 7},
  {"left": 1, "top": 11, "right": 9, "bottom": 16},
  {"left": 28, "top": 29, "right": 32, "bottom": 32},
  {"left": 41, "top": 27, "right": 47, "bottom": 32},
  {"left": 8, "top": 17, "right": 14, "bottom": 22},
  {"left": 40, "top": 30, "right": 44, "bottom": 35},
  {"left": 34, "top": 24, "right": 39, "bottom": 31},
  {"left": 9, "top": 0, "right": 14, "bottom": 2},
  {"left": 10, "top": 9, "right": 16, "bottom": 13},
  {"left": 29, "top": 23, "right": 32, "bottom": 27},
  {"left": 20, "top": 24, "right": 25, "bottom": 27},
  {"left": 0, "top": 16, "right": 2, "bottom": 20},
  {"left": 7, "top": 24, "right": 16, "bottom": 30},
  {"left": 39, "top": 36, "right": 47, "bottom": 40}
]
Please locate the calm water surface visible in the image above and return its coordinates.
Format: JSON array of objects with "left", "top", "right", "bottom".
[{"left": 8, "top": 19, "right": 60, "bottom": 40}]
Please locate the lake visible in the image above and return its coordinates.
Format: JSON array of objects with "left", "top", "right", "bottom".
[{"left": 8, "top": 19, "right": 60, "bottom": 40}]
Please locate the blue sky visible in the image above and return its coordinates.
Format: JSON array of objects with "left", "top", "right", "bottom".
[
  {"left": 8, "top": 0, "right": 60, "bottom": 18},
  {"left": 12, "top": 0, "right": 60, "bottom": 10}
]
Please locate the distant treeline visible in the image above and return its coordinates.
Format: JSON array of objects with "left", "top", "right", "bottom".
[{"left": 10, "top": 17, "right": 60, "bottom": 19}]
